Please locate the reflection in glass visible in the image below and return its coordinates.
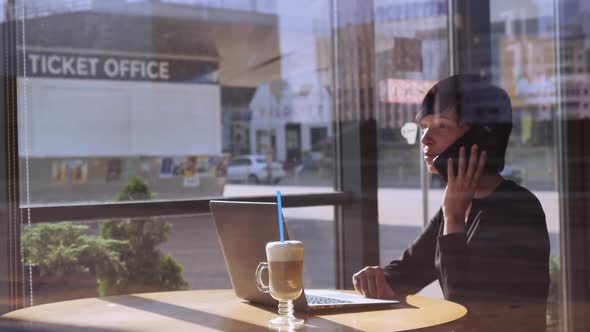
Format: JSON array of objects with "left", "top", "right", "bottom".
[{"left": 17, "top": 0, "right": 336, "bottom": 207}]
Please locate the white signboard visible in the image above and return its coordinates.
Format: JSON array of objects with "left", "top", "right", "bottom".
[{"left": 18, "top": 78, "right": 221, "bottom": 157}]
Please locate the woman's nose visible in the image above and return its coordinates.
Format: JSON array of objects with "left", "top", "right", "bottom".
[{"left": 420, "top": 128, "right": 433, "bottom": 146}]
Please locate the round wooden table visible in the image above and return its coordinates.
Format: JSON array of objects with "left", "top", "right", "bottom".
[{"left": 2, "top": 290, "right": 467, "bottom": 331}]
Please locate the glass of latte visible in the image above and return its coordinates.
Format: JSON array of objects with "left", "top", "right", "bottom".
[{"left": 255, "top": 240, "right": 305, "bottom": 329}]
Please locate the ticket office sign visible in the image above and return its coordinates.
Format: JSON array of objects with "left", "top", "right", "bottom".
[{"left": 20, "top": 51, "right": 219, "bottom": 84}]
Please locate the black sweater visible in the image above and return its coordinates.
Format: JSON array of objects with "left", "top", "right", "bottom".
[{"left": 383, "top": 180, "right": 550, "bottom": 306}]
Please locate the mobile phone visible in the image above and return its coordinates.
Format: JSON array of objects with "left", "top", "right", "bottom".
[{"left": 432, "top": 125, "right": 498, "bottom": 183}]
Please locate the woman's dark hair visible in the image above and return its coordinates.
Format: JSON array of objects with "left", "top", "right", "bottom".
[{"left": 417, "top": 74, "right": 513, "bottom": 172}]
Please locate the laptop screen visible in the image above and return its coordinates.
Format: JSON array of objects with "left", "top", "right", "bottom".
[{"left": 209, "top": 200, "right": 289, "bottom": 306}]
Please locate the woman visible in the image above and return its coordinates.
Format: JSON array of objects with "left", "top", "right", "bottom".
[{"left": 353, "top": 75, "right": 550, "bottom": 321}]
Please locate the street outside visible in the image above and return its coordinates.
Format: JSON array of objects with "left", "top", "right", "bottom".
[{"left": 223, "top": 183, "right": 561, "bottom": 233}]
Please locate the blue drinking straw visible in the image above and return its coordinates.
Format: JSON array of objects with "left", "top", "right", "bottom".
[{"left": 276, "top": 190, "right": 285, "bottom": 242}]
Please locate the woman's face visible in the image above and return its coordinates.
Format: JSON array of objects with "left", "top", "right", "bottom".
[{"left": 419, "top": 109, "right": 470, "bottom": 174}]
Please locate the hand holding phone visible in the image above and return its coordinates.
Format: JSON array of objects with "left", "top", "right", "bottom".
[
  {"left": 441, "top": 144, "right": 487, "bottom": 234},
  {"left": 432, "top": 126, "right": 497, "bottom": 183}
]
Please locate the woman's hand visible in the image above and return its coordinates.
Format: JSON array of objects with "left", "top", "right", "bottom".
[
  {"left": 443, "top": 145, "right": 487, "bottom": 235},
  {"left": 353, "top": 266, "right": 396, "bottom": 299}
]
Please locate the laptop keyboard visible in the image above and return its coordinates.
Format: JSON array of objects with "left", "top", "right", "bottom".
[{"left": 305, "top": 294, "right": 354, "bottom": 305}]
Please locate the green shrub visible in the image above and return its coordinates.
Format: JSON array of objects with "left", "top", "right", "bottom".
[
  {"left": 99, "top": 176, "right": 188, "bottom": 295},
  {"left": 21, "top": 222, "right": 125, "bottom": 279}
]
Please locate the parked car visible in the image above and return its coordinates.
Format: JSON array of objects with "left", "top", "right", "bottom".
[{"left": 226, "top": 155, "right": 286, "bottom": 184}]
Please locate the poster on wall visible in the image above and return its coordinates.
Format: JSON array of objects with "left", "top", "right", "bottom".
[
  {"left": 183, "top": 156, "right": 200, "bottom": 187},
  {"left": 51, "top": 161, "right": 67, "bottom": 184},
  {"left": 69, "top": 160, "right": 88, "bottom": 184},
  {"left": 160, "top": 157, "right": 174, "bottom": 178},
  {"left": 66, "top": 160, "right": 88, "bottom": 184},
  {"left": 173, "top": 157, "right": 186, "bottom": 176},
  {"left": 106, "top": 158, "right": 123, "bottom": 182},
  {"left": 51, "top": 160, "right": 88, "bottom": 184},
  {"left": 139, "top": 157, "right": 154, "bottom": 177},
  {"left": 122, "top": 157, "right": 140, "bottom": 181},
  {"left": 183, "top": 173, "right": 200, "bottom": 187}
]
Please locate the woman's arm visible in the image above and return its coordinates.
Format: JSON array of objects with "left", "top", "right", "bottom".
[{"left": 382, "top": 210, "right": 441, "bottom": 295}]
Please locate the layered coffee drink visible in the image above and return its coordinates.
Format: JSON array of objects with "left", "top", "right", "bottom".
[{"left": 266, "top": 241, "right": 304, "bottom": 301}]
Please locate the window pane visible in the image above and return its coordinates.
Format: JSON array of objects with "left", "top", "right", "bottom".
[
  {"left": 21, "top": 205, "right": 334, "bottom": 304},
  {"left": 374, "top": 0, "right": 573, "bottom": 329},
  {"left": 17, "top": 0, "right": 336, "bottom": 206},
  {"left": 374, "top": 0, "right": 448, "bottom": 299},
  {"left": 490, "top": 1, "right": 564, "bottom": 329},
  {"left": 14, "top": 0, "right": 338, "bottom": 307}
]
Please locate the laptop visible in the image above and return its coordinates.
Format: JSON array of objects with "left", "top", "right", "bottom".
[{"left": 209, "top": 200, "right": 399, "bottom": 310}]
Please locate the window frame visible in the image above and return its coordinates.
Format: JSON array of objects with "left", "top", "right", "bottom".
[
  {"left": 1, "top": 6, "right": 24, "bottom": 313},
  {"left": 22, "top": 192, "right": 354, "bottom": 224}
]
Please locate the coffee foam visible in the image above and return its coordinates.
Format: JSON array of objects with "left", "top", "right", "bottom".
[{"left": 266, "top": 241, "right": 304, "bottom": 262}]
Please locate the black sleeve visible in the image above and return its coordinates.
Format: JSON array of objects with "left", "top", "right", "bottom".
[
  {"left": 382, "top": 209, "right": 442, "bottom": 295},
  {"left": 437, "top": 198, "right": 550, "bottom": 305}
]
